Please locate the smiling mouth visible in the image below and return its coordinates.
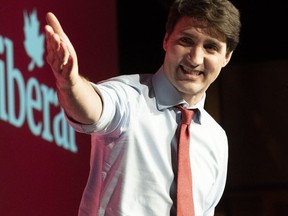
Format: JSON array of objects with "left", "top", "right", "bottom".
[{"left": 180, "top": 65, "right": 203, "bottom": 76}]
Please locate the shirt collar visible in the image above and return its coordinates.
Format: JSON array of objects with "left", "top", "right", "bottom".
[{"left": 152, "top": 66, "right": 205, "bottom": 124}]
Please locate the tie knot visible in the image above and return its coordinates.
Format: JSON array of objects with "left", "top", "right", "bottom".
[{"left": 176, "top": 105, "right": 194, "bottom": 125}]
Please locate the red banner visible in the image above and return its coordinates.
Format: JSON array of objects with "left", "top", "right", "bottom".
[{"left": 0, "top": 1, "right": 118, "bottom": 215}]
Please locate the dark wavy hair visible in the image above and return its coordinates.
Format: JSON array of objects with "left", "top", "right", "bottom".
[{"left": 166, "top": 0, "right": 241, "bottom": 53}]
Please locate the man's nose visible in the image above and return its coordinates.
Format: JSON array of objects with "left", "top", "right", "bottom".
[{"left": 188, "top": 47, "right": 204, "bottom": 66}]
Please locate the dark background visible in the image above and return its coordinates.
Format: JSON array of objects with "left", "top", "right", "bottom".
[
  {"left": 117, "top": 1, "right": 288, "bottom": 215},
  {"left": 117, "top": 0, "right": 288, "bottom": 73}
]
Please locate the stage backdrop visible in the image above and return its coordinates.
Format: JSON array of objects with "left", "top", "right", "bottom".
[{"left": 0, "top": 1, "right": 118, "bottom": 215}]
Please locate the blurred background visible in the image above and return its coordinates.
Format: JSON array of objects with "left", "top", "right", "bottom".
[{"left": 1, "top": 0, "right": 288, "bottom": 215}]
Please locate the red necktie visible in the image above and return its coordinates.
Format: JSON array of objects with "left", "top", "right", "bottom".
[{"left": 176, "top": 105, "right": 195, "bottom": 216}]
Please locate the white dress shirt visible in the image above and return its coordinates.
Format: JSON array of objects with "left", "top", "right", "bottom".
[{"left": 68, "top": 66, "right": 228, "bottom": 216}]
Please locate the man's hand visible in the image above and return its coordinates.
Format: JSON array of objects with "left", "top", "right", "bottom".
[{"left": 44, "top": 12, "right": 79, "bottom": 90}]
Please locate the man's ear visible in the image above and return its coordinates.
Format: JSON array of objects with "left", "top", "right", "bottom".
[
  {"left": 163, "top": 33, "right": 169, "bottom": 51},
  {"left": 223, "top": 51, "right": 233, "bottom": 67}
]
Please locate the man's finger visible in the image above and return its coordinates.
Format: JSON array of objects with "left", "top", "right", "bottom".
[{"left": 46, "top": 12, "right": 65, "bottom": 37}]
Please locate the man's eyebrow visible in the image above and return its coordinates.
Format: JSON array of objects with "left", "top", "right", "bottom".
[
  {"left": 206, "top": 38, "right": 222, "bottom": 46},
  {"left": 181, "top": 31, "right": 224, "bottom": 46},
  {"left": 181, "top": 31, "right": 196, "bottom": 38}
]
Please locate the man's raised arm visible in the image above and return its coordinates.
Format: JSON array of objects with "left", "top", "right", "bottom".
[{"left": 45, "top": 12, "right": 102, "bottom": 124}]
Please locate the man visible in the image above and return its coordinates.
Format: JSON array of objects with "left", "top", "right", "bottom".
[{"left": 45, "top": 0, "right": 241, "bottom": 215}]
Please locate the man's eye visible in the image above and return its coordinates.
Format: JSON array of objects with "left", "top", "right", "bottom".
[
  {"left": 179, "top": 37, "right": 193, "bottom": 46},
  {"left": 205, "top": 44, "right": 219, "bottom": 52}
]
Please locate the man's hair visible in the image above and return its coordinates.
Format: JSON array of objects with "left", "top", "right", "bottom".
[{"left": 166, "top": 0, "right": 241, "bottom": 52}]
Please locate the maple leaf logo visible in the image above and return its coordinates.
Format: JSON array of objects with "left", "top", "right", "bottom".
[{"left": 23, "top": 10, "right": 45, "bottom": 71}]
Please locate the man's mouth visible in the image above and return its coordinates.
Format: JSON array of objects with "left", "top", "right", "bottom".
[{"left": 180, "top": 65, "right": 203, "bottom": 76}]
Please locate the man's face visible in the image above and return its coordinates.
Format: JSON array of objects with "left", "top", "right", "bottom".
[{"left": 163, "top": 16, "right": 232, "bottom": 106}]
